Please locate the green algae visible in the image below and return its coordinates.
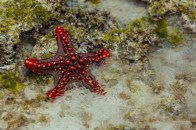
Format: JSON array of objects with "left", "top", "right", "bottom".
[
  {"left": 150, "top": 18, "right": 182, "bottom": 45},
  {"left": 101, "top": 29, "right": 120, "bottom": 43},
  {"left": 85, "top": 0, "right": 100, "bottom": 4},
  {"left": 128, "top": 18, "right": 144, "bottom": 29},
  {"left": 167, "top": 32, "right": 182, "bottom": 45},
  {"left": 0, "top": 0, "right": 53, "bottom": 33},
  {"left": 0, "top": 71, "right": 24, "bottom": 92},
  {"left": 42, "top": 52, "right": 53, "bottom": 59},
  {"left": 32, "top": 5, "right": 53, "bottom": 23},
  {"left": 153, "top": 19, "right": 169, "bottom": 37}
]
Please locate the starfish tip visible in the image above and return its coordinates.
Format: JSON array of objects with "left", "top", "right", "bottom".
[{"left": 24, "top": 58, "right": 36, "bottom": 71}]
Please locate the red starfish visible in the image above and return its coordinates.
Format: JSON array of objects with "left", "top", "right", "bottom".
[{"left": 25, "top": 26, "right": 110, "bottom": 99}]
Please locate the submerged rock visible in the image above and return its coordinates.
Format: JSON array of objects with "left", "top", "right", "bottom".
[
  {"left": 0, "top": 0, "right": 56, "bottom": 66},
  {"left": 142, "top": 0, "right": 196, "bottom": 33}
]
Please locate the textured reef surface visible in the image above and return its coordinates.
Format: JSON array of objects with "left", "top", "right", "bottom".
[{"left": 0, "top": 0, "right": 195, "bottom": 130}]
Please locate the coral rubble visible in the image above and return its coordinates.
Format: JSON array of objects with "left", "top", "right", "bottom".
[{"left": 142, "top": 0, "right": 196, "bottom": 33}]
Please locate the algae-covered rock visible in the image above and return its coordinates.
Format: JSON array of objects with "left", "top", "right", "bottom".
[
  {"left": 142, "top": 0, "right": 196, "bottom": 33},
  {"left": 99, "top": 17, "right": 160, "bottom": 63},
  {"left": 85, "top": 0, "right": 100, "bottom": 5},
  {"left": 30, "top": 8, "right": 118, "bottom": 59},
  {"left": 0, "top": 71, "right": 24, "bottom": 92},
  {"left": 0, "top": 0, "right": 55, "bottom": 66}
]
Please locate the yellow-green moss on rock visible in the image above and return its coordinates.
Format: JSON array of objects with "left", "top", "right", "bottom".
[
  {"left": 101, "top": 29, "right": 120, "bottom": 44},
  {"left": 147, "top": 0, "right": 195, "bottom": 20},
  {"left": 42, "top": 52, "right": 53, "bottom": 59},
  {"left": 85, "top": 0, "right": 100, "bottom": 4},
  {"left": 128, "top": 18, "right": 144, "bottom": 29},
  {"left": 0, "top": 0, "right": 53, "bottom": 33},
  {"left": 153, "top": 19, "right": 169, "bottom": 37},
  {"left": 150, "top": 18, "right": 182, "bottom": 45},
  {"left": 99, "top": 16, "right": 183, "bottom": 64},
  {"left": 167, "top": 32, "right": 182, "bottom": 45},
  {"left": 0, "top": 71, "right": 24, "bottom": 92},
  {"left": 32, "top": 5, "right": 53, "bottom": 23}
]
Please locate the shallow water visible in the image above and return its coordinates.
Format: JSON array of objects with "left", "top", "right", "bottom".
[{"left": 0, "top": 0, "right": 195, "bottom": 130}]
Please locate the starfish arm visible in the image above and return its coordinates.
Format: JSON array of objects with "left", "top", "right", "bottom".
[
  {"left": 46, "top": 76, "right": 71, "bottom": 99},
  {"left": 33, "top": 56, "right": 57, "bottom": 63},
  {"left": 82, "top": 75, "right": 106, "bottom": 95},
  {"left": 54, "top": 26, "right": 75, "bottom": 56},
  {"left": 25, "top": 58, "right": 61, "bottom": 74},
  {"left": 79, "top": 49, "right": 110, "bottom": 66}
]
